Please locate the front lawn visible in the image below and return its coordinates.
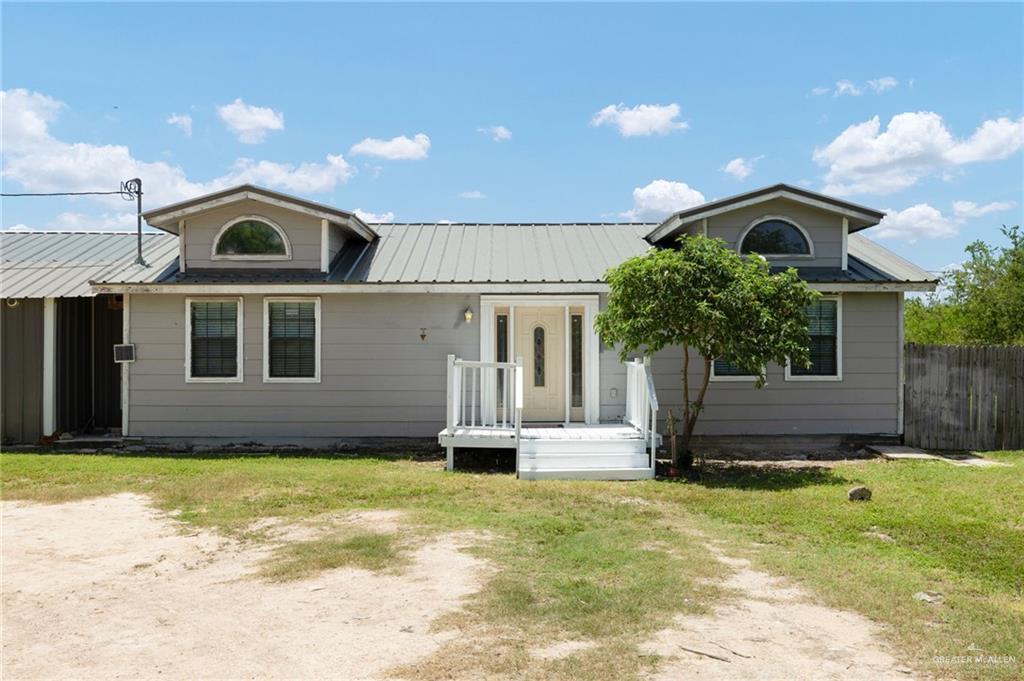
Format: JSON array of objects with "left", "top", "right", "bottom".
[{"left": 2, "top": 450, "right": 1021, "bottom": 680}]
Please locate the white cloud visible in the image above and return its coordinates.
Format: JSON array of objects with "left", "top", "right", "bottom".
[
  {"left": 591, "top": 103, "right": 688, "bottom": 137},
  {"left": 1, "top": 89, "right": 63, "bottom": 155},
  {"left": 478, "top": 125, "right": 511, "bottom": 142},
  {"left": 436, "top": 219, "right": 455, "bottom": 224},
  {"left": 814, "top": 78, "right": 899, "bottom": 97},
  {"left": 350, "top": 133, "right": 430, "bottom": 160},
  {"left": 952, "top": 200, "right": 1016, "bottom": 219},
  {"left": 222, "top": 155, "right": 353, "bottom": 194},
  {"left": 353, "top": 208, "right": 395, "bottom": 223},
  {"left": 216, "top": 98, "right": 284, "bottom": 144},
  {"left": 721, "top": 155, "right": 763, "bottom": 181},
  {"left": 834, "top": 80, "right": 863, "bottom": 97},
  {"left": 867, "top": 76, "right": 899, "bottom": 93},
  {"left": 813, "top": 112, "right": 1024, "bottom": 195},
  {"left": 457, "top": 190, "right": 485, "bottom": 199},
  {"left": 875, "top": 204, "right": 959, "bottom": 243},
  {"left": 166, "top": 113, "right": 192, "bottom": 137},
  {"left": 0, "top": 89, "right": 355, "bottom": 212},
  {"left": 3, "top": 224, "right": 33, "bottom": 232},
  {"left": 620, "top": 180, "right": 705, "bottom": 222},
  {"left": 51, "top": 211, "right": 137, "bottom": 231}
]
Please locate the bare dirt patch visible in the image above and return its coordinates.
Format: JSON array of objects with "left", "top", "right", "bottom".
[
  {"left": 2, "top": 493, "right": 489, "bottom": 680},
  {"left": 641, "top": 543, "right": 917, "bottom": 680}
]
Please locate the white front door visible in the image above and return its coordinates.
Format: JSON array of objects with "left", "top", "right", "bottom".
[{"left": 515, "top": 306, "right": 565, "bottom": 422}]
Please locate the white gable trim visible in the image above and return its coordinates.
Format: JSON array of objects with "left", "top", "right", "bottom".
[
  {"left": 647, "top": 189, "right": 881, "bottom": 243},
  {"left": 146, "top": 189, "right": 377, "bottom": 242}
]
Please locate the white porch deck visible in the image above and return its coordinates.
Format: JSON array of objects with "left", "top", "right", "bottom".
[{"left": 439, "top": 356, "right": 660, "bottom": 480}]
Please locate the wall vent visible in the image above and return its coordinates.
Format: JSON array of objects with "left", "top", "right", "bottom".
[{"left": 113, "top": 344, "right": 136, "bottom": 363}]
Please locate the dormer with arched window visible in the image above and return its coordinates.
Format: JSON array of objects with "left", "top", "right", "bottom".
[
  {"left": 142, "top": 185, "right": 377, "bottom": 273},
  {"left": 644, "top": 185, "right": 886, "bottom": 271}
]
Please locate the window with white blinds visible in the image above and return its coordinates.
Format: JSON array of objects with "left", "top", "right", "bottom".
[
  {"left": 186, "top": 299, "right": 243, "bottom": 382},
  {"left": 264, "top": 298, "right": 320, "bottom": 382}
]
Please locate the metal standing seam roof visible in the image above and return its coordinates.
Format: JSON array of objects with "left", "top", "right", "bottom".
[
  {"left": 0, "top": 231, "right": 179, "bottom": 298},
  {"left": 847, "top": 232, "right": 936, "bottom": 283},
  {"left": 347, "top": 223, "right": 656, "bottom": 283},
  {"left": 1, "top": 224, "right": 936, "bottom": 293}
]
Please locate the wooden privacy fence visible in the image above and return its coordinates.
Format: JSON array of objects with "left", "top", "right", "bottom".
[{"left": 904, "top": 344, "right": 1024, "bottom": 451}]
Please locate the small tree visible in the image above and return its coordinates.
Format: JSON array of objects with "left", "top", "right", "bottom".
[
  {"left": 906, "top": 225, "right": 1023, "bottom": 346},
  {"left": 595, "top": 235, "right": 818, "bottom": 467}
]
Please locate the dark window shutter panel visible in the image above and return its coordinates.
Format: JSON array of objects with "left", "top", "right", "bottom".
[
  {"left": 190, "top": 302, "right": 238, "bottom": 378},
  {"left": 268, "top": 302, "right": 317, "bottom": 378}
]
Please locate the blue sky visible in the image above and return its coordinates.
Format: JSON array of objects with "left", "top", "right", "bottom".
[{"left": 2, "top": 2, "right": 1022, "bottom": 273}]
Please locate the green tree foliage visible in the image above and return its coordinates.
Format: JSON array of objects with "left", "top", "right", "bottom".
[
  {"left": 906, "top": 226, "right": 1024, "bottom": 346},
  {"left": 595, "top": 235, "right": 818, "bottom": 465}
]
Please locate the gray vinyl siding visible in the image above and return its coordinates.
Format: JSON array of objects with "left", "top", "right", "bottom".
[
  {"left": 706, "top": 197, "right": 844, "bottom": 269},
  {"left": 327, "top": 225, "right": 348, "bottom": 268},
  {"left": 182, "top": 199, "right": 322, "bottom": 270},
  {"left": 127, "top": 291, "right": 899, "bottom": 441},
  {"left": 647, "top": 292, "right": 899, "bottom": 435},
  {"left": 128, "top": 293, "right": 479, "bottom": 438}
]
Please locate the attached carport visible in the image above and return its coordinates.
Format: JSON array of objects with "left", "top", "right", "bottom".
[{"left": 0, "top": 231, "right": 177, "bottom": 444}]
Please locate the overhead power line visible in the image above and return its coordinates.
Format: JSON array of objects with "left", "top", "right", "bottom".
[
  {"left": 1, "top": 190, "right": 133, "bottom": 197},
  {"left": 2, "top": 178, "right": 148, "bottom": 266}
]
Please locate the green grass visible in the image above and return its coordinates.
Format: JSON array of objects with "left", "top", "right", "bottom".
[
  {"left": 1, "top": 450, "right": 1021, "bottom": 680},
  {"left": 261, "top": 532, "right": 402, "bottom": 581}
]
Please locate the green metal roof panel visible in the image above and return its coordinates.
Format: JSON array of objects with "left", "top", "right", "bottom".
[{"left": 1, "top": 231, "right": 178, "bottom": 298}]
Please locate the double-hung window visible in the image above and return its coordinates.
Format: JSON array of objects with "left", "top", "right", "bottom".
[
  {"left": 787, "top": 297, "right": 841, "bottom": 380},
  {"left": 711, "top": 357, "right": 757, "bottom": 381},
  {"left": 264, "top": 297, "right": 321, "bottom": 382},
  {"left": 186, "top": 298, "right": 243, "bottom": 382}
]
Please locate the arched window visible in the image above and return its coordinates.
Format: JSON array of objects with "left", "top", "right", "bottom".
[
  {"left": 739, "top": 218, "right": 811, "bottom": 256},
  {"left": 212, "top": 216, "right": 290, "bottom": 259}
]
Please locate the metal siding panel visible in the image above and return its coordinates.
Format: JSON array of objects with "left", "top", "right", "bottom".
[{"left": 1, "top": 298, "right": 44, "bottom": 443}]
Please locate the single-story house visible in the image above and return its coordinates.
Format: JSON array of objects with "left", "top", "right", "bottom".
[{"left": 0, "top": 183, "right": 937, "bottom": 478}]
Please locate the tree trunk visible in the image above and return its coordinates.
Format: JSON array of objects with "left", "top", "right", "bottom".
[
  {"left": 680, "top": 356, "right": 713, "bottom": 458},
  {"left": 677, "top": 348, "right": 690, "bottom": 468}
]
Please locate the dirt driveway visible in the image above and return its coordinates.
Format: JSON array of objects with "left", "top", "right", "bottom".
[
  {"left": 2, "top": 494, "right": 488, "bottom": 680},
  {"left": 2, "top": 494, "right": 915, "bottom": 680}
]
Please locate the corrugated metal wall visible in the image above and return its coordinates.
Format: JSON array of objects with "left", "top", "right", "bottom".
[
  {"left": 1, "top": 298, "right": 44, "bottom": 444},
  {"left": 56, "top": 295, "right": 122, "bottom": 433}
]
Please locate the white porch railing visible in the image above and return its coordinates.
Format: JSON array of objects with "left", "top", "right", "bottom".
[
  {"left": 445, "top": 355, "right": 523, "bottom": 470},
  {"left": 625, "top": 358, "right": 660, "bottom": 469}
]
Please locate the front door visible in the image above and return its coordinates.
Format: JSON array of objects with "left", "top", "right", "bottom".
[{"left": 515, "top": 306, "right": 565, "bottom": 422}]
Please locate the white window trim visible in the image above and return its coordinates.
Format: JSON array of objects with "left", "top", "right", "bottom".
[
  {"left": 185, "top": 297, "right": 244, "bottom": 383},
  {"left": 785, "top": 295, "right": 842, "bottom": 382},
  {"left": 737, "top": 214, "right": 815, "bottom": 260},
  {"left": 263, "top": 296, "right": 321, "bottom": 383},
  {"left": 211, "top": 214, "right": 292, "bottom": 261},
  {"left": 709, "top": 358, "right": 762, "bottom": 382}
]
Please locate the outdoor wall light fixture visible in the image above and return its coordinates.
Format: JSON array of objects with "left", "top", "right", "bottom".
[
  {"left": 419, "top": 328, "right": 428, "bottom": 341},
  {"left": 5, "top": 299, "right": 19, "bottom": 308},
  {"left": 464, "top": 306, "right": 474, "bottom": 323}
]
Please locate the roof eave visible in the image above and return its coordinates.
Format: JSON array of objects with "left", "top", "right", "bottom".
[
  {"left": 142, "top": 184, "right": 378, "bottom": 242},
  {"left": 645, "top": 184, "right": 886, "bottom": 243}
]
